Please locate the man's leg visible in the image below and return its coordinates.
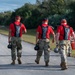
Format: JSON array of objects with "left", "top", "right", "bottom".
[
  {"left": 44, "top": 50, "right": 50, "bottom": 66},
  {"left": 11, "top": 37, "right": 16, "bottom": 65},
  {"left": 17, "top": 38, "right": 22, "bottom": 64},
  {"left": 35, "top": 40, "right": 44, "bottom": 64},
  {"left": 17, "top": 49, "right": 22, "bottom": 64},
  {"left": 60, "top": 48, "right": 67, "bottom": 70},
  {"left": 67, "top": 45, "right": 72, "bottom": 57},
  {"left": 35, "top": 50, "right": 43, "bottom": 64},
  {"left": 44, "top": 42, "right": 50, "bottom": 66},
  {"left": 11, "top": 49, "right": 16, "bottom": 65},
  {"left": 59, "top": 41, "right": 67, "bottom": 70}
]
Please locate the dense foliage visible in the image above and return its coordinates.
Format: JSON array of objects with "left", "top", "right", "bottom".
[{"left": 0, "top": 0, "right": 75, "bottom": 30}]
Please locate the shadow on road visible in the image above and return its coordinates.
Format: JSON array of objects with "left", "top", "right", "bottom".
[
  {"left": 0, "top": 64, "right": 62, "bottom": 71},
  {"left": 0, "top": 63, "right": 74, "bottom": 71}
]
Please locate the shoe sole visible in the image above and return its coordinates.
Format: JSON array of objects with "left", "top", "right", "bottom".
[{"left": 35, "top": 60, "right": 39, "bottom": 64}]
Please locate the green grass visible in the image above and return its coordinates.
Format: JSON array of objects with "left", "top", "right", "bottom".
[
  {"left": 26, "top": 29, "right": 36, "bottom": 36},
  {"left": 0, "top": 29, "right": 8, "bottom": 35},
  {"left": 22, "top": 29, "right": 36, "bottom": 44},
  {"left": 71, "top": 50, "right": 75, "bottom": 57},
  {"left": 0, "top": 28, "right": 75, "bottom": 57},
  {"left": 0, "top": 28, "right": 55, "bottom": 48},
  {"left": 0, "top": 28, "right": 36, "bottom": 44},
  {"left": 22, "top": 34, "right": 36, "bottom": 44}
]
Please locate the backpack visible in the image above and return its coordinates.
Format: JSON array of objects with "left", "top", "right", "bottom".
[
  {"left": 62, "top": 25, "right": 70, "bottom": 40},
  {"left": 14, "top": 23, "right": 22, "bottom": 37},
  {"left": 41, "top": 25, "right": 48, "bottom": 39}
]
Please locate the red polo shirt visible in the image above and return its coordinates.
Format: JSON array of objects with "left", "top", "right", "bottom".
[
  {"left": 36, "top": 24, "right": 54, "bottom": 39},
  {"left": 9, "top": 21, "right": 26, "bottom": 37},
  {"left": 57, "top": 24, "right": 73, "bottom": 40}
]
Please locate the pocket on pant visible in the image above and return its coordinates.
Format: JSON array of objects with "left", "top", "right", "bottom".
[
  {"left": 48, "top": 45, "right": 50, "bottom": 52},
  {"left": 17, "top": 44, "right": 22, "bottom": 50}
]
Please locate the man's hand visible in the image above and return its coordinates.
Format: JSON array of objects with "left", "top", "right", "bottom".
[
  {"left": 52, "top": 39, "right": 54, "bottom": 43},
  {"left": 56, "top": 42, "right": 59, "bottom": 46},
  {"left": 8, "top": 29, "right": 11, "bottom": 43},
  {"left": 8, "top": 38, "right": 11, "bottom": 43}
]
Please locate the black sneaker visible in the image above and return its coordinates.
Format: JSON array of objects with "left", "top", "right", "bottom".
[
  {"left": 61, "top": 67, "right": 68, "bottom": 70},
  {"left": 67, "top": 53, "right": 71, "bottom": 57},
  {"left": 60, "top": 62, "right": 68, "bottom": 70},
  {"left": 17, "top": 59, "right": 22, "bottom": 64},
  {"left": 11, "top": 61, "right": 15, "bottom": 65},
  {"left": 35, "top": 60, "right": 39, "bottom": 64},
  {"left": 45, "top": 62, "right": 49, "bottom": 67}
]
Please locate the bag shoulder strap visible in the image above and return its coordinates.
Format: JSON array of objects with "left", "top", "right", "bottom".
[
  {"left": 13, "top": 23, "right": 22, "bottom": 37},
  {"left": 61, "top": 25, "right": 70, "bottom": 39}
]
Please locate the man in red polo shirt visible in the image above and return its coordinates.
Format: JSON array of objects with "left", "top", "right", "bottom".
[
  {"left": 8, "top": 16, "right": 27, "bottom": 65},
  {"left": 35, "top": 18, "right": 55, "bottom": 66},
  {"left": 56, "top": 19, "right": 74, "bottom": 70}
]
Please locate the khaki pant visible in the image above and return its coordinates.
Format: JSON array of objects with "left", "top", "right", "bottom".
[
  {"left": 11, "top": 37, "right": 22, "bottom": 60},
  {"left": 59, "top": 40, "right": 70, "bottom": 63},
  {"left": 35, "top": 39, "right": 50, "bottom": 63},
  {"left": 67, "top": 42, "right": 72, "bottom": 54}
]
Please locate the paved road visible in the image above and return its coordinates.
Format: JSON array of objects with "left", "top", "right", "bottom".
[{"left": 0, "top": 34, "right": 75, "bottom": 75}]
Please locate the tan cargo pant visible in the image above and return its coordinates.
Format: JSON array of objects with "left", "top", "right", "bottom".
[
  {"left": 67, "top": 42, "right": 72, "bottom": 54},
  {"left": 11, "top": 37, "right": 22, "bottom": 60},
  {"left": 59, "top": 40, "right": 70, "bottom": 63},
  {"left": 35, "top": 39, "right": 50, "bottom": 63}
]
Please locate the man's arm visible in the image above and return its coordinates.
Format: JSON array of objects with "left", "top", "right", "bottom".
[
  {"left": 71, "top": 32, "right": 75, "bottom": 40},
  {"left": 70, "top": 27, "right": 75, "bottom": 40},
  {"left": 52, "top": 32, "right": 55, "bottom": 43},
  {"left": 23, "top": 29, "right": 27, "bottom": 34},
  {"left": 50, "top": 27, "right": 55, "bottom": 43},
  {"left": 22, "top": 24, "right": 27, "bottom": 34},
  {"left": 8, "top": 29, "right": 11, "bottom": 43},
  {"left": 36, "top": 32, "right": 39, "bottom": 44},
  {"left": 55, "top": 33, "right": 60, "bottom": 44}
]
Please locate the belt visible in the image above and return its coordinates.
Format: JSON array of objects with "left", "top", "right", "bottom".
[{"left": 39, "top": 39, "right": 50, "bottom": 42}]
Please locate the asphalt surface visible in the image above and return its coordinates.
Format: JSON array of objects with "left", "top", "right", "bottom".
[{"left": 0, "top": 34, "right": 75, "bottom": 75}]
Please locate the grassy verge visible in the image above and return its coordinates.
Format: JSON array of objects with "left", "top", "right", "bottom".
[
  {"left": 0, "top": 28, "right": 75, "bottom": 57},
  {"left": 0, "top": 29, "right": 36, "bottom": 44}
]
